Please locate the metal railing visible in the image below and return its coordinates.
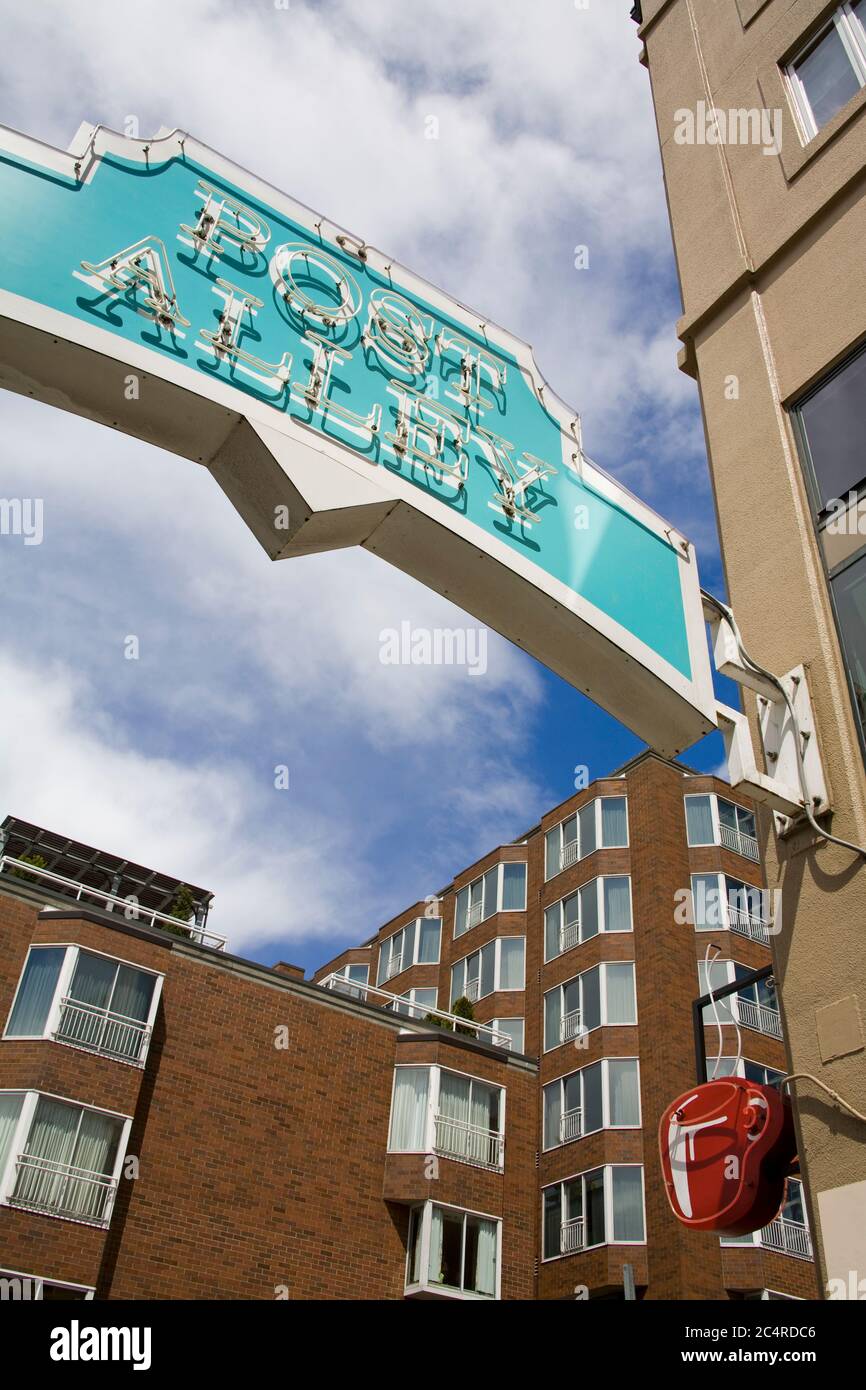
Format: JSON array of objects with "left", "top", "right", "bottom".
[
  {"left": 326, "top": 975, "right": 366, "bottom": 1001},
  {"left": 0, "top": 856, "right": 225, "bottom": 949},
  {"left": 719, "top": 825, "right": 760, "bottom": 862},
  {"left": 10, "top": 1153, "right": 117, "bottom": 1226},
  {"left": 560, "top": 1009, "right": 583, "bottom": 1043},
  {"left": 561, "top": 1217, "right": 586, "bottom": 1254},
  {"left": 54, "top": 997, "right": 150, "bottom": 1065},
  {"left": 560, "top": 840, "right": 580, "bottom": 871},
  {"left": 464, "top": 978, "right": 480, "bottom": 1003},
  {"left": 728, "top": 907, "right": 770, "bottom": 946},
  {"left": 559, "top": 920, "right": 581, "bottom": 954},
  {"left": 560, "top": 1107, "right": 582, "bottom": 1143},
  {"left": 384, "top": 953, "right": 404, "bottom": 982},
  {"left": 317, "top": 973, "right": 511, "bottom": 1047},
  {"left": 737, "top": 997, "right": 782, "bottom": 1039},
  {"left": 760, "top": 1218, "right": 813, "bottom": 1261},
  {"left": 467, "top": 899, "right": 484, "bottom": 928},
  {"left": 433, "top": 1114, "right": 504, "bottom": 1169}
]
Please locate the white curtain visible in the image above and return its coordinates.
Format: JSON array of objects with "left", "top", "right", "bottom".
[
  {"left": 686, "top": 795, "right": 714, "bottom": 844},
  {"left": 69, "top": 1111, "right": 119, "bottom": 1221},
  {"left": 18, "top": 1097, "right": 79, "bottom": 1212},
  {"left": 69, "top": 952, "right": 116, "bottom": 1009},
  {"left": 579, "top": 882, "right": 598, "bottom": 939},
  {"left": 578, "top": 803, "right": 596, "bottom": 856},
  {"left": 7, "top": 947, "right": 65, "bottom": 1036},
  {"left": 389, "top": 1068, "right": 429, "bottom": 1150},
  {"left": 438, "top": 1072, "right": 470, "bottom": 1125},
  {"left": 605, "top": 964, "right": 636, "bottom": 1024},
  {"left": 418, "top": 918, "right": 441, "bottom": 963},
  {"left": 544, "top": 905, "right": 560, "bottom": 960},
  {"left": 544, "top": 989, "right": 561, "bottom": 1050},
  {"left": 543, "top": 1082, "right": 561, "bottom": 1148},
  {"left": 608, "top": 1059, "right": 640, "bottom": 1125},
  {"left": 601, "top": 797, "right": 627, "bottom": 847},
  {"left": 498, "top": 938, "right": 524, "bottom": 990},
  {"left": 429, "top": 1206, "right": 444, "bottom": 1283},
  {"left": 544, "top": 829, "right": 559, "bottom": 880},
  {"left": 501, "top": 863, "right": 526, "bottom": 911},
  {"left": 0, "top": 1094, "right": 23, "bottom": 1194},
  {"left": 473, "top": 1218, "right": 497, "bottom": 1297},
  {"left": 611, "top": 1167, "right": 644, "bottom": 1242},
  {"left": 603, "top": 877, "right": 631, "bottom": 932}
]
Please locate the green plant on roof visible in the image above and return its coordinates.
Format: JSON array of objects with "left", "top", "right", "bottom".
[
  {"left": 161, "top": 883, "right": 198, "bottom": 939},
  {"left": 8, "top": 851, "right": 48, "bottom": 884}
]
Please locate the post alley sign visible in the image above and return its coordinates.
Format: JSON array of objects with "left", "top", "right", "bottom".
[{"left": 0, "top": 122, "right": 716, "bottom": 754}]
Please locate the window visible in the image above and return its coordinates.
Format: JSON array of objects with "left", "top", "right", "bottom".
[
  {"left": 544, "top": 876, "right": 632, "bottom": 960},
  {"left": 4, "top": 945, "right": 162, "bottom": 1067},
  {"left": 454, "top": 863, "right": 526, "bottom": 937},
  {"left": 0, "top": 1268, "right": 95, "bottom": 1300},
  {"left": 388, "top": 1065, "right": 505, "bottom": 1170},
  {"left": 406, "top": 1202, "right": 500, "bottom": 1298},
  {"left": 0, "top": 1091, "right": 130, "bottom": 1228},
  {"left": 544, "top": 797, "right": 628, "bottom": 880},
  {"left": 699, "top": 961, "right": 781, "bottom": 1038},
  {"left": 392, "top": 987, "right": 437, "bottom": 1020},
  {"left": 326, "top": 962, "right": 370, "bottom": 999},
  {"left": 542, "top": 1165, "right": 645, "bottom": 1259},
  {"left": 787, "top": 4, "right": 866, "bottom": 140},
  {"left": 490, "top": 1018, "right": 524, "bottom": 1052},
  {"left": 450, "top": 937, "right": 525, "bottom": 1006},
  {"left": 722, "top": 1179, "right": 812, "bottom": 1260},
  {"left": 377, "top": 917, "right": 441, "bottom": 985},
  {"left": 543, "top": 1058, "right": 640, "bottom": 1148},
  {"left": 690, "top": 873, "right": 770, "bottom": 945},
  {"left": 543, "top": 963, "right": 637, "bottom": 1050},
  {"left": 684, "top": 793, "right": 758, "bottom": 861},
  {"left": 714, "top": 1057, "right": 785, "bottom": 1089}
]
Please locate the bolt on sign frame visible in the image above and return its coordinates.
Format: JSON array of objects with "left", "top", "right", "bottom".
[{"left": 0, "top": 122, "right": 717, "bottom": 755}]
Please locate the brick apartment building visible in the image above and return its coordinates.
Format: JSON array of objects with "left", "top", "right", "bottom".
[{"left": 0, "top": 754, "right": 819, "bottom": 1300}]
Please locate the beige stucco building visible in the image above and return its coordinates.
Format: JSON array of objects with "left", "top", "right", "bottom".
[{"left": 635, "top": 0, "right": 866, "bottom": 1294}]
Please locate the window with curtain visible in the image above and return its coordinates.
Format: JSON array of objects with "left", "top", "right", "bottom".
[
  {"left": 600, "top": 797, "right": 628, "bottom": 847},
  {"left": 15, "top": 1097, "right": 123, "bottom": 1224},
  {"left": 388, "top": 1067, "right": 430, "bottom": 1150},
  {"left": 603, "top": 877, "right": 631, "bottom": 932},
  {"left": 491, "top": 1018, "right": 524, "bottom": 1052},
  {"left": 6, "top": 948, "right": 65, "bottom": 1036},
  {"left": 612, "top": 1166, "right": 645, "bottom": 1242},
  {"left": 417, "top": 918, "right": 441, "bottom": 963},
  {"left": 501, "top": 863, "right": 526, "bottom": 911},
  {"left": 0, "top": 1093, "right": 23, "bottom": 1193},
  {"left": 423, "top": 1205, "right": 498, "bottom": 1297},
  {"left": 700, "top": 960, "right": 736, "bottom": 1025},
  {"left": 685, "top": 795, "right": 714, "bottom": 845},
  {"left": 578, "top": 802, "right": 596, "bottom": 857},
  {"left": 499, "top": 938, "right": 524, "bottom": 990},
  {"left": 604, "top": 964, "right": 636, "bottom": 1025},
  {"left": 608, "top": 1059, "right": 640, "bottom": 1126},
  {"left": 691, "top": 873, "right": 722, "bottom": 930}
]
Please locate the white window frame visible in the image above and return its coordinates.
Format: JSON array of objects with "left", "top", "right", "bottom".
[
  {"left": 392, "top": 986, "right": 438, "bottom": 1020},
  {"left": 543, "top": 961, "right": 637, "bottom": 1052},
  {"left": 544, "top": 875, "right": 633, "bottom": 961},
  {"left": 453, "top": 863, "right": 527, "bottom": 938},
  {"left": 689, "top": 873, "right": 770, "bottom": 946},
  {"left": 489, "top": 1017, "right": 524, "bottom": 1053},
  {"left": 404, "top": 1199, "right": 502, "bottom": 1300},
  {"left": 3, "top": 943, "right": 163, "bottom": 1068},
  {"left": 387, "top": 1063, "right": 506, "bottom": 1171},
  {"left": 684, "top": 793, "right": 758, "bottom": 861},
  {"left": 544, "top": 796, "right": 629, "bottom": 882},
  {"left": 0, "top": 1266, "right": 95, "bottom": 1300},
  {"left": 0, "top": 1088, "right": 132, "bottom": 1228},
  {"left": 541, "top": 1163, "right": 647, "bottom": 1262},
  {"left": 377, "top": 916, "right": 442, "bottom": 983},
  {"left": 450, "top": 936, "right": 526, "bottom": 1005},
  {"left": 786, "top": 3, "right": 866, "bottom": 141},
  {"left": 542, "top": 1057, "right": 642, "bottom": 1150},
  {"left": 720, "top": 1178, "right": 812, "bottom": 1260}
]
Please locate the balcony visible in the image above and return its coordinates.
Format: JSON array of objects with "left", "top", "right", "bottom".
[
  {"left": 559, "top": 920, "right": 581, "bottom": 954},
  {"left": 560, "top": 1107, "right": 582, "bottom": 1143},
  {"left": 561, "top": 1217, "right": 586, "bottom": 1254},
  {"left": 560, "top": 1009, "right": 583, "bottom": 1044},
  {"left": 384, "top": 953, "right": 404, "bottom": 982},
  {"left": 728, "top": 907, "right": 770, "bottom": 946},
  {"left": 10, "top": 1153, "right": 117, "bottom": 1227},
  {"left": 560, "top": 840, "right": 580, "bottom": 871},
  {"left": 433, "top": 1114, "right": 504, "bottom": 1170},
  {"left": 317, "top": 973, "right": 511, "bottom": 1047},
  {"left": 467, "top": 899, "right": 484, "bottom": 929},
  {"left": 760, "top": 1218, "right": 813, "bottom": 1261},
  {"left": 737, "top": 998, "right": 782, "bottom": 1039},
  {"left": 54, "top": 997, "right": 150, "bottom": 1066},
  {"left": 464, "top": 978, "right": 480, "bottom": 1003},
  {"left": 719, "top": 824, "right": 759, "bottom": 862}
]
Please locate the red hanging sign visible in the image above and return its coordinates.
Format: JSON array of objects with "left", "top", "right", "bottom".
[{"left": 659, "top": 1077, "right": 797, "bottom": 1235}]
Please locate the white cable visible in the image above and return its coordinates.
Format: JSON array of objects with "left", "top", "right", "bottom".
[
  {"left": 704, "top": 942, "right": 742, "bottom": 1081},
  {"left": 702, "top": 589, "right": 866, "bottom": 859},
  {"left": 780, "top": 1073, "right": 866, "bottom": 1123}
]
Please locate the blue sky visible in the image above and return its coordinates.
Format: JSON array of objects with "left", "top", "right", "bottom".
[{"left": 0, "top": 0, "right": 738, "bottom": 972}]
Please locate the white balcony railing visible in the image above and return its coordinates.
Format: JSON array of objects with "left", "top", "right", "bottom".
[
  {"left": 560, "top": 1107, "right": 582, "bottom": 1143},
  {"left": 10, "top": 1154, "right": 117, "bottom": 1226},
  {"left": 559, "top": 920, "right": 581, "bottom": 954},
  {"left": 737, "top": 998, "right": 783, "bottom": 1039},
  {"left": 54, "top": 997, "right": 150, "bottom": 1066},
  {"left": 464, "top": 978, "right": 480, "bottom": 1003},
  {"left": 719, "top": 825, "right": 760, "bottom": 862},
  {"left": 0, "top": 855, "right": 225, "bottom": 949},
  {"left": 561, "top": 1217, "right": 586, "bottom": 1254},
  {"left": 467, "top": 899, "right": 484, "bottom": 929},
  {"left": 385, "top": 953, "right": 404, "bottom": 982},
  {"left": 559, "top": 840, "right": 580, "bottom": 871},
  {"left": 560, "top": 1009, "right": 583, "bottom": 1043},
  {"left": 317, "top": 974, "right": 511, "bottom": 1048},
  {"left": 433, "top": 1114, "right": 504, "bottom": 1170},
  {"left": 760, "top": 1218, "right": 813, "bottom": 1261},
  {"left": 728, "top": 907, "right": 770, "bottom": 946}
]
